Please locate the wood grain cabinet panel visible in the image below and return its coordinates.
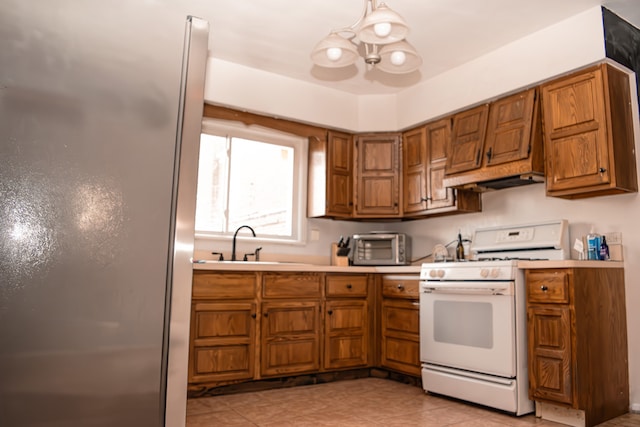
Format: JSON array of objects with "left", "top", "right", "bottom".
[
  {"left": 307, "top": 130, "right": 353, "bottom": 218},
  {"left": 540, "top": 63, "right": 638, "bottom": 198},
  {"left": 525, "top": 268, "right": 629, "bottom": 427},
  {"left": 443, "top": 88, "right": 544, "bottom": 189},
  {"left": 354, "top": 133, "right": 401, "bottom": 217},
  {"left": 445, "top": 105, "right": 489, "bottom": 175},
  {"left": 261, "top": 301, "right": 321, "bottom": 377},
  {"left": 380, "top": 275, "right": 421, "bottom": 376},
  {"left": 324, "top": 274, "right": 371, "bottom": 370},
  {"left": 188, "top": 272, "right": 258, "bottom": 388},
  {"left": 324, "top": 300, "right": 369, "bottom": 369},
  {"left": 402, "top": 120, "right": 481, "bottom": 218},
  {"left": 189, "top": 302, "right": 256, "bottom": 384}
]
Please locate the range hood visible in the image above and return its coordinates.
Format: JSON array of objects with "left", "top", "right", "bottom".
[{"left": 473, "top": 173, "right": 545, "bottom": 191}]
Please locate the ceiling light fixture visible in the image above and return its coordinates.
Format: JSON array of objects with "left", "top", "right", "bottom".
[{"left": 311, "top": 0, "right": 422, "bottom": 74}]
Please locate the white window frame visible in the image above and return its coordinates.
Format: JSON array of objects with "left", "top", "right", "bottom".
[{"left": 195, "top": 118, "right": 308, "bottom": 245}]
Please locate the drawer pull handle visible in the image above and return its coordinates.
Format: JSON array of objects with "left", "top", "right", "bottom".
[
  {"left": 540, "top": 285, "right": 548, "bottom": 292},
  {"left": 346, "top": 284, "right": 352, "bottom": 289},
  {"left": 397, "top": 284, "right": 405, "bottom": 291}
]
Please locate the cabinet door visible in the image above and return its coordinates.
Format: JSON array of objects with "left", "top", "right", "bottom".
[
  {"left": 485, "top": 88, "right": 536, "bottom": 166},
  {"left": 541, "top": 67, "right": 610, "bottom": 192},
  {"left": 355, "top": 133, "right": 401, "bottom": 216},
  {"left": 189, "top": 302, "right": 256, "bottom": 384},
  {"left": 446, "top": 104, "right": 489, "bottom": 175},
  {"left": 324, "top": 300, "right": 369, "bottom": 369},
  {"left": 261, "top": 301, "right": 321, "bottom": 376},
  {"left": 327, "top": 131, "right": 354, "bottom": 216},
  {"left": 402, "top": 127, "right": 428, "bottom": 214},
  {"left": 527, "top": 305, "right": 574, "bottom": 405},
  {"left": 425, "top": 118, "right": 456, "bottom": 209},
  {"left": 381, "top": 299, "right": 420, "bottom": 376}
]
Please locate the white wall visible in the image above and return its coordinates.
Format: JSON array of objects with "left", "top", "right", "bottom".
[{"left": 201, "top": 5, "right": 640, "bottom": 410}]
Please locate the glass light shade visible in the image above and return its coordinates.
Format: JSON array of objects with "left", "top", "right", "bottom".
[
  {"left": 378, "top": 40, "right": 422, "bottom": 74},
  {"left": 357, "top": 3, "right": 409, "bottom": 44},
  {"left": 373, "top": 22, "right": 391, "bottom": 37},
  {"left": 310, "top": 32, "right": 358, "bottom": 68}
]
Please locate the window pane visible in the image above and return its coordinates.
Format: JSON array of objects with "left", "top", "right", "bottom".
[
  {"left": 195, "top": 134, "right": 228, "bottom": 232},
  {"left": 228, "top": 138, "right": 293, "bottom": 236}
]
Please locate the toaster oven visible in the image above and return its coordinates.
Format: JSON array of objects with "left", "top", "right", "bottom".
[{"left": 351, "top": 232, "right": 411, "bottom": 265}]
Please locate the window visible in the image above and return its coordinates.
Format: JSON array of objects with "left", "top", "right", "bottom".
[{"left": 195, "top": 119, "right": 306, "bottom": 243}]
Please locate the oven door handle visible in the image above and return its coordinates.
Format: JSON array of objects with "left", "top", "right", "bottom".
[{"left": 420, "top": 282, "right": 513, "bottom": 296}]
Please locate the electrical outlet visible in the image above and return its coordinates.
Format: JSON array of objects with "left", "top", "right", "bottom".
[
  {"left": 310, "top": 229, "right": 320, "bottom": 241},
  {"left": 605, "top": 232, "right": 622, "bottom": 245}
]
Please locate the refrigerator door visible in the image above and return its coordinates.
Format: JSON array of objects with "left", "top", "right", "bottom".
[{"left": 0, "top": 3, "right": 208, "bottom": 426}]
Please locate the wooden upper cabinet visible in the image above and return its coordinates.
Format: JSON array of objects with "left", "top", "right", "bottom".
[
  {"left": 540, "top": 63, "right": 638, "bottom": 198},
  {"left": 484, "top": 89, "right": 536, "bottom": 166},
  {"left": 307, "top": 131, "right": 353, "bottom": 218},
  {"left": 354, "top": 133, "right": 401, "bottom": 217},
  {"left": 402, "top": 126, "right": 428, "bottom": 214},
  {"left": 402, "top": 120, "right": 481, "bottom": 217},
  {"left": 445, "top": 104, "right": 489, "bottom": 175},
  {"left": 425, "top": 119, "right": 457, "bottom": 210},
  {"left": 443, "top": 88, "right": 544, "bottom": 189}
]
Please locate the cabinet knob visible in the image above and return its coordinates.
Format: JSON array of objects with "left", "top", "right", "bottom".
[
  {"left": 420, "top": 196, "right": 432, "bottom": 202},
  {"left": 346, "top": 284, "right": 352, "bottom": 289},
  {"left": 599, "top": 167, "right": 607, "bottom": 173},
  {"left": 328, "top": 310, "right": 333, "bottom": 315},
  {"left": 264, "top": 313, "right": 269, "bottom": 318},
  {"left": 540, "top": 285, "right": 548, "bottom": 292},
  {"left": 251, "top": 313, "right": 257, "bottom": 319},
  {"left": 397, "top": 284, "right": 405, "bottom": 291}
]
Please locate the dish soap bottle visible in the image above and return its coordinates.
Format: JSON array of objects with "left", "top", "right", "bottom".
[
  {"left": 456, "top": 231, "right": 465, "bottom": 261},
  {"left": 586, "top": 226, "right": 600, "bottom": 260},
  {"left": 599, "top": 235, "right": 610, "bottom": 260}
]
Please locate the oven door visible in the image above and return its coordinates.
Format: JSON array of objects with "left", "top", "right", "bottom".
[{"left": 419, "top": 281, "right": 516, "bottom": 378}]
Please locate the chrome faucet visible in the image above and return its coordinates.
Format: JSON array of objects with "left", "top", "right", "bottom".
[{"left": 231, "top": 225, "right": 256, "bottom": 261}]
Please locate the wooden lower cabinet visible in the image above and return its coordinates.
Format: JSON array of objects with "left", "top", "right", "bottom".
[
  {"left": 261, "top": 272, "right": 322, "bottom": 377},
  {"left": 188, "top": 270, "right": 420, "bottom": 392},
  {"left": 324, "top": 274, "right": 370, "bottom": 370},
  {"left": 526, "top": 268, "right": 629, "bottom": 427},
  {"left": 380, "top": 275, "right": 421, "bottom": 376},
  {"left": 188, "top": 272, "right": 258, "bottom": 386},
  {"left": 261, "top": 300, "right": 321, "bottom": 376}
]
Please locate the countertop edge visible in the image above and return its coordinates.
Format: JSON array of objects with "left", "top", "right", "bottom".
[
  {"left": 193, "top": 263, "right": 422, "bottom": 274},
  {"left": 517, "top": 260, "right": 624, "bottom": 269}
]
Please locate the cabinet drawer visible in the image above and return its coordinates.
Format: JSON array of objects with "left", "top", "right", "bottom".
[
  {"left": 381, "top": 275, "right": 420, "bottom": 299},
  {"left": 192, "top": 272, "right": 257, "bottom": 299},
  {"left": 526, "top": 270, "right": 570, "bottom": 304},
  {"left": 263, "top": 273, "right": 322, "bottom": 298},
  {"left": 326, "top": 275, "right": 368, "bottom": 297}
]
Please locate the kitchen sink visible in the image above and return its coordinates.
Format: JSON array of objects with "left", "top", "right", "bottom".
[{"left": 195, "top": 260, "right": 310, "bottom": 265}]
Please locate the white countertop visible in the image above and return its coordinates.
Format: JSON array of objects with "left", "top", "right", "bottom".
[
  {"left": 193, "top": 259, "right": 623, "bottom": 273},
  {"left": 193, "top": 262, "right": 422, "bottom": 274},
  {"left": 517, "top": 260, "right": 624, "bottom": 269}
]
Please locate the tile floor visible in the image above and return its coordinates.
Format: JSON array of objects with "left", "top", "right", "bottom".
[{"left": 186, "top": 377, "right": 640, "bottom": 426}]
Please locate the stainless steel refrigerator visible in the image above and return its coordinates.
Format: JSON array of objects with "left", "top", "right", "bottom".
[{"left": 0, "top": 2, "right": 208, "bottom": 426}]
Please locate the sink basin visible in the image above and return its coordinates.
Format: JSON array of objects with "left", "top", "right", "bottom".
[{"left": 194, "top": 260, "right": 310, "bottom": 265}]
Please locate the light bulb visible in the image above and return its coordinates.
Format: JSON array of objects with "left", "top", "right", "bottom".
[
  {"left": 326, "top": 47, "right": 343, "bottom": 62},
  {"left": 373, "top": 22, "right": 392, "bottom": 37},
  {"left": 390, "top": 50, "right": 406, "bottom": 66}
]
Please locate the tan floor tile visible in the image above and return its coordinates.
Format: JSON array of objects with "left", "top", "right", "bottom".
[
  {"left": 185, "top": 378, "right": 640, "bottom": 427},
  {"left": 186, "top": 409, "right": 255, "bottom": 427}
]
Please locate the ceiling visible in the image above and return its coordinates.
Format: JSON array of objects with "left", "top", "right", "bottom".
[{"left": 185, "top": 0, "right": 640, "bottom": 95}]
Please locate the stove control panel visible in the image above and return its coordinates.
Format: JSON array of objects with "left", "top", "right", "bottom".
[{"left": 420, "top": 261, "right": 518, "bottom": 281}]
